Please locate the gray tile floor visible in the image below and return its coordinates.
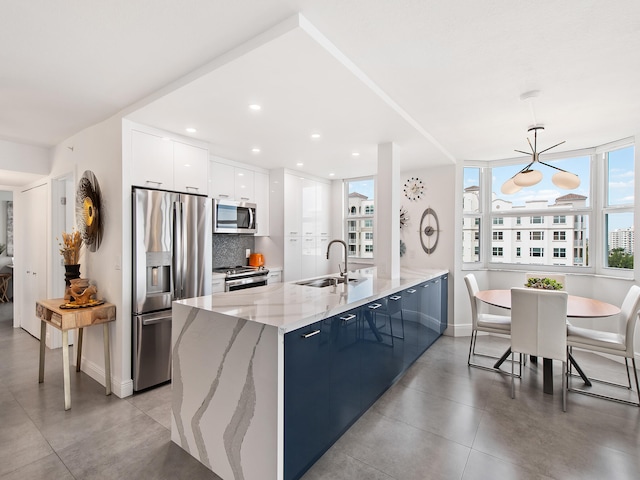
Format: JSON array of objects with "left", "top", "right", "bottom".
[{"left": 1, "top": 302, "right": 639, "bottom": 479}]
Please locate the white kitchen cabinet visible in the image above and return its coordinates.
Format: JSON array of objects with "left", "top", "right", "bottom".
[
  {"left": 301, "top": 237, "right": 318, "bottom": 279},
  {"left": 234, "top": 168, "right": 255, "bottom": 202},
  {"left": 131, "top": 129, "right": 208, "bottom": 193},
  {"left": 284, "top": 174, "right": 302, "bottom": 236},
  {"left": 283, "top": 237, "right": 302, "bottom": 282},
  {"left": 317, "top": 182, "right": 331, "bottom": 237},
  {"left": 316, "top": 236, "right": 331, "bottom": 275},
  {"left": 302, "top": 179, "right": 317, "bottom": 237},
  {"left": 210, "top": 161, "right": 235, "bottom": 199},
  {"left": 131, "top": 130, "right": 173, "bottom": 188},
  {"left": 267, "top": 269, "right": 282, "bottom": 284},
  {"left": 211, "top": 275, "right": 225, "bottom": 293},
  {"left": 173, "top": 141, "right": 208, "bottom": 194},
  {"left": 254, "top": 172, "right": 269, "bottom": 236}
]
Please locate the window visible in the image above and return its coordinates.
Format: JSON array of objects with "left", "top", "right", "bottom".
[
  {"left": 492, "top": 247, "right": 503, "bottom": 257},
  {"left": 493, "top": 231, "right": 503, "bottom": 241},
  {"left": 516, "top": 231, "right": 521, "bottom": 241},
  {"left": 553, "top": 215, "right": 566, "bottom": 224},
  {"left": 530, "top": 248, "right": 544, "bottom": 257},
  {"left": 345, "top": 177, "right": 374, "bottom": 259},
  {"left": 553, "top": 231, "right": 566, "bottom": 241},
  {"left": 530, "top": 231, "right": 544, "bottom": 241},
  {"left": 531, "top": 216, "right": 543, "bottom": 224},
  {"left": 516, "top": 247, "right": 521, "bottom": 257},
  {"left": 474, "top": 231, "right": 480, "bottom": 240},
  {"left": 516, "top": 217, "right": 521, "bottom": 225},
  {"left": 493, "top": 217, "right": 504, "bottom": 225},
  {"left": 604, "top": 145, "right": 634, "bottom": 270},
  {"left": 474, "top": 246, "right": 480, "bottom": 256},
  {"left": 463, "top": 167, "right": 482, "bottom": 263},
  {"left": 554, "top": 248, "right": 567, "bottom": 258}
]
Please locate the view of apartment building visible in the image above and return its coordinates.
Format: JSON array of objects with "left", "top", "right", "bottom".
[
  {"left": 347, "top": 191, "right": 374, "bottom": 258},
  {"left": 608, "top": 227, "right": 635, "bottom": 254}
]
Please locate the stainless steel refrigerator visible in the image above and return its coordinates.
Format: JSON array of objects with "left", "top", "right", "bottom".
[{"left": 132, "top": 187, "right": 211, "bottom": 391}]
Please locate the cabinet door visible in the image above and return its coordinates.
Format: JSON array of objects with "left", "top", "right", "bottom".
[
  {"left": 439, "top": 275, "right": 448, "bottom": 333},
  {"left": 210, "top": 161, "right": 235, "bottom": 199},
  {"left": 267, "top": 270, "right": 282, "bottom": 284},
  {"left": 173, "top": 142, "right": 208, "bottom": 194},
  {"left": 283, "top": 236, "right": 302, "bottom": 282},
  {"left": 301, "top": 179, "right": 317, "bottom": 236},
  {"left": 400, "top": 286, "right": 421, "bottom": 367},
  {"left": 301, "top": 237, "right": 317, "bottom": 280},
  {"left": 317, "top": 181, "right": 331, "bottom": 237},
  {"left": 316, "top": 237, "right": 331, "bottom": 276},
  {"left": 131, "top": 130, "right": 173, "bottom": 189},
  {"left": 418, "top": 279, "right": 442, "bottom": 352},
  {"left": 211, "top": 277, "right": 225, "bottom": 293},
  {"left": 234, "top": 168, "right": 254, "bottom": 202},
  {"left": 254, "top": 172, "right": 269, "bottom": 236},
  {"left": 284, "top": 174, "right": 302, "bottom": 236},
  {"left": 284, "top": 321, "right": 331, "bottom": 480}
]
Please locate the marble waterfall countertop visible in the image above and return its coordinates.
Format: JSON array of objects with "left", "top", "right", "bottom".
[{"left": 175, "top": 267, "right": 447, "bottom": 333}]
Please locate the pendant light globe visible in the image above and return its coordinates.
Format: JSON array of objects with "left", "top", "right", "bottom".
[
  {"left": 552, "top": 171, "right": 580, "bottom": 190},
  {"left": 501, "top": 177, "right": 523, "bottom": 195},
  {"left": 513, "top": 169, "right": 543, "bottom": 187}
]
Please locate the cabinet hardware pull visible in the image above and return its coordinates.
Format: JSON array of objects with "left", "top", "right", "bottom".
[
  {"left": 434, "top": 280, "right": 439, "bottom": 284},
  {"left": 185, "top": 186, "right": 199, "bottom": 191},
  {"left": 241, "top": 197, "right": 250, "bottom": 200},
  {"left": 218, "top": 194, "right": 230, "bottom": 198},
  {"left": 290, "top": 231, "right": 298, "bottom": 235},
  {"left": 390, "top": 295, "right": 401, "bottom": 301},
  {"left": 145, "top": 180, "right": 163, "bottom": 186},
  {"left": 407, "top": 289, "right": 416, "bottom": 294},
  {"left": 423, "top": 284, "right": 430, "bottom": 288},
  {"left": 302, "top": 329, "right": 321, "bottom": 338},
  {"left": 340, "top": 314, "right": 356, "bottom": 322},
  {"left": 368, "top": 303, "right": 382, "bottom": 310}
]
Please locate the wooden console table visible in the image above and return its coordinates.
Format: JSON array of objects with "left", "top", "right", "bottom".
[{"left": 36, "top": 298, "right": 116, "bottom": 410}]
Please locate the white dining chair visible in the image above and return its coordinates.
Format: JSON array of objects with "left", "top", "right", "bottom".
[
  {"left": 525, "top": 273, "right": 566, "bottom": 290},
  {"left": 510, "top": 287, "right": 569, "bottom": 411},
  {"left": 567, "top": 284, "right": 640, "bottom": 407},
  {"left": 464, "top": 274, "right": 515, "bottom": 373}
]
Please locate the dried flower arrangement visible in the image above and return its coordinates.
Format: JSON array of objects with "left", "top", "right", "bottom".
[{"left": 58, "top": 229, "right": 83, "bottom": 265}]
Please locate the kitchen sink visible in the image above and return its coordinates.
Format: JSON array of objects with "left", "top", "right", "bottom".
[{"left": 296, "top": 276, "right": 363, "bottom": 288}]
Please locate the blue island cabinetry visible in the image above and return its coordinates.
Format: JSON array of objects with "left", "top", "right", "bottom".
[{"left": 284, "top": 274, "right": 448, "bottom": 480}]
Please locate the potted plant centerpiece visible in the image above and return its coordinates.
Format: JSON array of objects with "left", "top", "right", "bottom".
[
  {"left": 524, "top": 277, "right": 563, "bottom": 290},
  {"left": 58, "top": 229, "right": 83, "bottom": 299}
]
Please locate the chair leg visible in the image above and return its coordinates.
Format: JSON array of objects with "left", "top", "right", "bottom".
[
  {"left": 633, "top": 358, "right": 640, "bottom": 407},
  {"left": 467, "top": 331, "right": 476, "bottom": 365},
  {"left": 624, "top": 358, "right": 632, "bottom": 389},
  {"left": 563, "top": 361, "right": 568, "bottom": 411},
  {"left": 511, "top": 351, "right": 515, "bottom": 399}
]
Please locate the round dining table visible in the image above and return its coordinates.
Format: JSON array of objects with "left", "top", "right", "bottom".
[{"left": 475, "top": 289, "right": 621, "bottom": 394}]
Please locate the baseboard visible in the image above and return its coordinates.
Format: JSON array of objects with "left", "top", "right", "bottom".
[
  {"left": 446, "top": 323, "right": 472, "bottom": 337},
  {"left": 80, "top": 356, "right": 134, "bottom": 398}
]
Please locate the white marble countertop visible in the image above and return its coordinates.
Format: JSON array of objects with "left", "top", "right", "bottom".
[{"left": 177, "top": 267, "right": 447, "bottom": 333}]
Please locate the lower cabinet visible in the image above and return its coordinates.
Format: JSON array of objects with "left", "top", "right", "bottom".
[{"left": 283, "top": 275, "right": 448, "bottom": 480}]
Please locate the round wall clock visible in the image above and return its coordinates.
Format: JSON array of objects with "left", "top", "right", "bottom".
[
  {"left": 403, "top": 177, "right": 424, "bottom": 201},
  {"left": 76, "top": 170, "right": 103, "bottom": 252},
  {"left": 419, "top": 207, "right": 440, "bottom": 255}
]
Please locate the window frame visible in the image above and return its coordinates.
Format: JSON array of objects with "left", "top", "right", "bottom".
[{"left": 344, "top": 176, "right": 375, "bottom": 261}]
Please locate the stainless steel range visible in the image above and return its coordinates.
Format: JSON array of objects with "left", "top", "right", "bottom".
[{"left": 213, "top": 265, "right": 269, "bottom": 291}]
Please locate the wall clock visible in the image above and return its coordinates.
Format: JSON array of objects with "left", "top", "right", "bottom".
[
  {"left": 403, "top": 177, "right": 424, "bottom": 201},
  {"left": 419, "top": 207, "right": 440, "bottom": 255}
]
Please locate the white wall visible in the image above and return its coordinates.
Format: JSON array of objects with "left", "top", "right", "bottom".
[
  {"left": 399, "top": 164, "right": 456, "bottom": 333},
  {"left": 48, "top": 115, "right": 128, "bottom": 396},
  {"left": 0, "top": 139, "right": 50, "bottom": 174}
]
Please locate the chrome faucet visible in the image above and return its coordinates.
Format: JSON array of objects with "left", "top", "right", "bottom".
[{"left": 326, "top": 239, "right": 348, "bottom": 279}]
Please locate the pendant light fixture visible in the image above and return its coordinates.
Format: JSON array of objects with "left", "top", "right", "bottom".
[{"left": 500, "top": 125, "right": 580, "bottom": 195}]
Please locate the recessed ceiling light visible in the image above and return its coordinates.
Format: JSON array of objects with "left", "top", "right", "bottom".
[
  {"left": 185, "top": 127, "right": 197, "bottom": 133},
  {"left": 249, "top": 104, "right": 261, "bottom": 111},
  {"left": 352, "top": 152, "right": 360, "bottom": 157},
  {"left": 310, "top": 133, "right": 321, "bottom": 139},
  {"left": 252, "top": 148, "right": 261, "bottom": 153},
  {"left": 296, "top": 162, "right": 304, "bottom": 167},
  {"left": 162, "top": 137, "right": 171, "bottom": 142},
  {"left": 184, "top": 164, "right": 191, "bottom": 167},
  {"left": 329, "top": 173, "right": 335, "bottom": 176}
]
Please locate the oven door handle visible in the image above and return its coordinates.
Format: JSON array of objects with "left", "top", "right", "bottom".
[{"left": 226, "top": 275, "right": 269, "bottom": 289}]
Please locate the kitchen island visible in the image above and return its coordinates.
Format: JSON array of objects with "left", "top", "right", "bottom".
[{"left": 171, "top": 267, "right": 448, "bottom": 480}]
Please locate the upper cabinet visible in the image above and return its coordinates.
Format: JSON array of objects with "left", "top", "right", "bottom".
[
  {"left": 234, "top": 168, "right": 255, "bottom": 202},
  {"left": 131, "top": 129, "right": 208, "bottom": 194}
]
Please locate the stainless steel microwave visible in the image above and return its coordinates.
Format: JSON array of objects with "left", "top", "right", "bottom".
[{"left": 213, "top": 199, "right": 257, "bottom": 234}]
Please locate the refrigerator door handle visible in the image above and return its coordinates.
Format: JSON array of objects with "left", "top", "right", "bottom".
[
  {"left": 172, "top": 201, "right": 182, "bottom": 300},
  {"left": 180, "top": 201, "right": 187, "bottom": 299}
]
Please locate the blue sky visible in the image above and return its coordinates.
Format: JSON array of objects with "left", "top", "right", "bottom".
[
  {"left": 464, "top": 146, "right": 635, "bottom": 230},
  {"left": 348, "top": 178, "right": 374, "bottom": 200}
]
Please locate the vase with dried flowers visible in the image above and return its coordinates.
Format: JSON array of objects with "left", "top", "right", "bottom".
[{"left": 58, "top": 229, "right": 83, "bottom": 299}]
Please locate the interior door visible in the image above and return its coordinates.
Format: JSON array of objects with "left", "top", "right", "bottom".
[{"left": 19, "top": 183, "right": 47, "bottom": 338}]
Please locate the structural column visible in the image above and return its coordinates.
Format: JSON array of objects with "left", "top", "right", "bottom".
[{"left": 376, "top": 142, "right": 400, "bottom": 279}]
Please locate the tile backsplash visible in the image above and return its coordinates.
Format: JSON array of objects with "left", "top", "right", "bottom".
[{"left": 212, "top": 234, "right": 256, "bottom": 268}]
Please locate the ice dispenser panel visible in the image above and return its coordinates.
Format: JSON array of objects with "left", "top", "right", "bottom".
[{"left": 146, "top": 251, "right": 171, "bottom": 294}]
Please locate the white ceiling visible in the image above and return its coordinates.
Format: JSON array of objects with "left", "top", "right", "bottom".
[{"left": 2, "top": 1, "right": 640, "bottom": 183}]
